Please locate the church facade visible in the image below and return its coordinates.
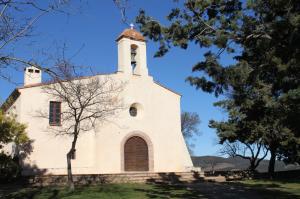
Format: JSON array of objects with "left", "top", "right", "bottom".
[{"left": 2, "top": 28, "right": 193, "bottom": 175}]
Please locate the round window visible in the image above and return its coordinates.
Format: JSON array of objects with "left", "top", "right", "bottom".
[{"left": 129, "top": 106, "right": 137, "bottom": 117}]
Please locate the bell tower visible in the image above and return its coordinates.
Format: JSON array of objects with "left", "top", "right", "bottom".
[{"left": 116, "top": 24, "right": 148, "bottom": 76}]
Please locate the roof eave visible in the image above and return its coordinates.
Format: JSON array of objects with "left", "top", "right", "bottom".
[
  {"left": 0, "top": 89, "right": 21, "bottom": 112},
  {"left": 154, "top": 81, "right": 181, "bottom": 97},
  {"left": 115, "top": 35, "right": 146, "bottom": 42}
]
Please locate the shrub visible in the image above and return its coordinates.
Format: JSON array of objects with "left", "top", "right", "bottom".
[{"left": 0, "top": 152, "right": 20, "bottom": 183}]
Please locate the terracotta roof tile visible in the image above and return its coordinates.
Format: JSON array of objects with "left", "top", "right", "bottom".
[{"left": 116, "top": 29, "right": 145, "bottom": 42}]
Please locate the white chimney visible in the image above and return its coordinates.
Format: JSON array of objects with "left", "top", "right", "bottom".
[{"left": 24, "top": 66, "right": 42, "bottom": 86}]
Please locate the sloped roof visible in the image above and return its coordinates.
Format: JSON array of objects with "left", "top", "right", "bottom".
[
  {"left": 0, "top": 89, "right": 20, "bottom": 112},
  {"left": 116, "top": 28, "right": 145, "bottom": 42}
]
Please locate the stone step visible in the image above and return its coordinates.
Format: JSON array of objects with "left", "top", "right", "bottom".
[{"left": 27, "top": 171, "right": 205, "bottom": 186}]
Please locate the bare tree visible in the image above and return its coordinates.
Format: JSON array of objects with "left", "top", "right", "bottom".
[
  {"left": 40, "top": 63, "right": 124, "bottom": 191},
  {"left": 181, "top": 111, "right": 201, "bottom": 154},
  {"left": 0, "top": 0, "right": 78, "bottom": 83},
  {"left": 113, "top": 0, "right": 130, "bottom": 25},
  {"left": 207, "top": 158, "right": 216, "bottom": 174},
  {"left": 220, "top": 141, "right": 269, "bottom": 172}
]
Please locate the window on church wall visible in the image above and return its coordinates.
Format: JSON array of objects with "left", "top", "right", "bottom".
[
  {"left": 129, "top": 106, "right": 137, "bottom": 117},
  {"left": 130, "top": 44, "right": 138, "bottom": 71},
  {"left": 49, "top": 101, "right": 61, "bottom": 126},
  {"left": 129, "top": 103, "right": 143, "bottom": 118}
]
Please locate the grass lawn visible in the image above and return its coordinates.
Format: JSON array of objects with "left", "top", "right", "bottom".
[
  {"left": 0, "top": 179, "right": 299, "bottom": 199},
  {"left": 239, "top": 179, "right": 300, "bottom": 197}
]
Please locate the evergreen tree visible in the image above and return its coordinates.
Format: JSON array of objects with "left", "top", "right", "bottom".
[{"left": 136, "top": 0, "right": 300, "bottom": 175}]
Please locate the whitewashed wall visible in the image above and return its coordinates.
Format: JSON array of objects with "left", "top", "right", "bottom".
[{"left": 14, "top": 72, "right": 193, "bottom": 175}]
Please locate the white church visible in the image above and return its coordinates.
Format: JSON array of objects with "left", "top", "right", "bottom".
[{"left": 2, "top": 27, "right": 194, "bottom": 175}]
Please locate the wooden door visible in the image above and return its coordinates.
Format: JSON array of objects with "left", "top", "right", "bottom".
[{"left": 124, "top": 136, "right": 149, "bottom": 171}]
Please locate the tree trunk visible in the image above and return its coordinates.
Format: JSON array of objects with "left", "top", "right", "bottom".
[
  {"left": 13, "top": 144, "right": 21, "bottom": 177},
  {"left": 67, "top": 151, "right": 74, "bottom": 191},
  {"left": 268, "top": 148, "right": 276, "bottom": 179},
  {"left": 249, "top": 159, "right": 256, "bottom": 172},
  {"left": 67, "top": 132, "right": 78, "bottom": 191}
]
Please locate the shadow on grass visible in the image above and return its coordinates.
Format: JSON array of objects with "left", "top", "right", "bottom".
[
  {"left": 0, "top": 183, "right": 61, "bottom": 199},
  {"left": 135, "top": 180, "right": 300, "bottom": 199}
]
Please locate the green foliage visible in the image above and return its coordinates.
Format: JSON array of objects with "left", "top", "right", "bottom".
[
  {"left": 0, "top": 111, "right": 28, "bottom": 149},
  {"left": 136, "top": 0, "right": 300, "bottom": 169},
  {"left": 0, "top": 152, "right": 20, "bottom": 183},
  {"left": 0, "top": 111, "right": 28, "bottom": 182}
]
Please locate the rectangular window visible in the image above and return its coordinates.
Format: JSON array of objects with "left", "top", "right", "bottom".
[{"left": 49, "top": 101, "right": 61, "bottom": 126}]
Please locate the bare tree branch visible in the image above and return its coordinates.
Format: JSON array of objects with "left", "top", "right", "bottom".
[
  {"left": 37, "top": 60, "right": 124, "bottom": 190},
  {"left": 113, "top": 0, "right": 130, "bottom": 25},
  {"left": 0, "top": 0, "right": 77, "bottom": 82},
  {"left": 181, "top": 111, "right": 201, "bottom": 154},
  {"left": 220, "top": 141, "right": 268, "bottom": 172}
]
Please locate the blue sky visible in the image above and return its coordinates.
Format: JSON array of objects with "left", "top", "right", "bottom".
[{"left": 0, "top": 1, "right": 233, "bottom": 156}]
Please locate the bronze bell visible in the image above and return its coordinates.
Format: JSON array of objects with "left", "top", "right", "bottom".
[{"left": 131, "top": 48, "right": 137, "bottom": 66}]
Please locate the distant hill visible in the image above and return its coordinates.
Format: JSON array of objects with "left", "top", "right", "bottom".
[{"left": 192, "top": 156, "right": 300, "bottom": 172}]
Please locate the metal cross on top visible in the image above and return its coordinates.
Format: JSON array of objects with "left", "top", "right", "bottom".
[{"left": 130, "top": 23, "right": 134, "bottom": 29}]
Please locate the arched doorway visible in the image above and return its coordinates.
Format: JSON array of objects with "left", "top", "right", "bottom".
[{"left": 124, "top": 136, "right": 149, "bottom": 171}]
